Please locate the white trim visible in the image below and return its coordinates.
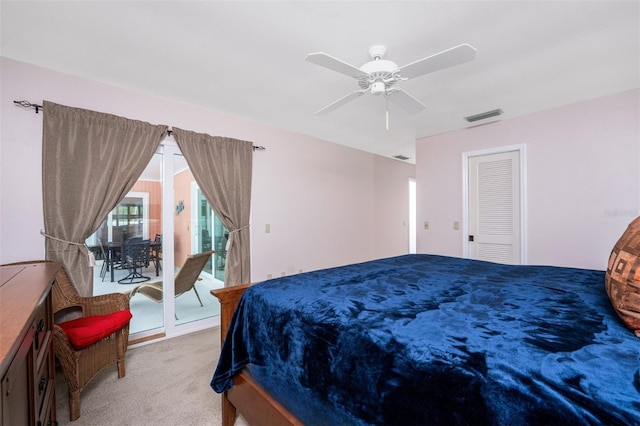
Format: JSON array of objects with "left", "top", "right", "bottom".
[
  {"left": 190, "top": 182, "right": 199, "bottom": 255},
  {"left": 190, "top": 181, "right": 217, "bottom": 282},
  {"left": 129, "top": 319, "right": 221, "bottom": 349},
  {"left": 161, "top": 144, "right": 177, "bottom": 335},
  {"left": 408, "top": 178, "right": 417, "bottom": 254},
  {"left": 462, "top": 144, "right": 527, "bottom": 264}
]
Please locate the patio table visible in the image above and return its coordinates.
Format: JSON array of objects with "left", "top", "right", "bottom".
[{"left": 106, "top": 241, "right": 161, "bottom": 282}]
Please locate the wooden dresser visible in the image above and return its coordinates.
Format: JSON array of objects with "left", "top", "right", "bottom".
[{"left": 0, "top": 262, "right": 59, "bottom": 426}]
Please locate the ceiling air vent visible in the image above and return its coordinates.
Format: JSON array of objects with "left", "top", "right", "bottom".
[
  {"left": 393, "top": 155, "right": 410, "bottom": 161},
  {"left": 464, "top": 108, "right": 503, "bottom": 123}
]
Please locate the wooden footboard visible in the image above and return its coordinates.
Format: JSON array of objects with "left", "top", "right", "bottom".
[{"left": 211, "top": 285, "right": 301, "bottom": 426}]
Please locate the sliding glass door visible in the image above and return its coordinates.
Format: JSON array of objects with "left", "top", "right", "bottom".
[
  {"left": 172, "top": 153, "right": 223, "bottom": 328},
  {"left": 87, "top": 139, "right": 222, "bottom": 342},
  {"left": 191, "top": 184, "right": 228, "bottom": 283}
]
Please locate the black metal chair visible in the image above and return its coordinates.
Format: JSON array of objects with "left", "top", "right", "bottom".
[
  {"left": 97, "top": 237, "right": 122, "bottom": 281},
  {"left": 150, "top": 233, "right": 162, "bottom": 275},
  {"left": 98, "top": 238, "right": 109, "bottom": 281},
  {"left": 118, "top": 238, "right": 151, "bottom": 284}
]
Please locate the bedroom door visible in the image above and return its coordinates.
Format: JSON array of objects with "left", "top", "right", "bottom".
[{"left": 466, "top": 147, "right": 524, "bottom": 264}]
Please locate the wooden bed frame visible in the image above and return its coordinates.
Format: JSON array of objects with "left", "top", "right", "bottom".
[{"left": 211, "top": 285, "right": 302, "bottom": 426}]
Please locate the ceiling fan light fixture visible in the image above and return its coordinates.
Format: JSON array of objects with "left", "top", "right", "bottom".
[
  {"left": 464, "top": 108, "right": 503, "bottom": 123},
  {"left": 371, "top": 81, "right": 386, "bottom": 95}
]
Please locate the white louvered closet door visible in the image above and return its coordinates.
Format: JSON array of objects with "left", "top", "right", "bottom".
[{"left": 468, "top": 150, "right": 520, "bottom": 264}]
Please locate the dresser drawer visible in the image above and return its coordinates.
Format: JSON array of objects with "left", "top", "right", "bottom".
[
  {"left": 35, "top": 384, "right": 54, "bottom": 426},
  {"left": 31, "top": 297, "right": 52, "bottom": 366},
  {"left": 1, "top": 328, "right": 33, "bottom": 426},
  {"left": 35, "top": 377, "right": 54, "bottom": 426},
  {"left": 34, "top": 347, "right": 53, "bottom": 418}
]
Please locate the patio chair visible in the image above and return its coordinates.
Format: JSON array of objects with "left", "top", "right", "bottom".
[
  {"left": 97, "top": 237, "right": 120, "bottom": 281},
  {"left": 118, "top": 238, "right": 151, "bottom": 284},
  {"left": 149, "top": 233, "right": 162, "bottom": 275},
  {"left": 129, "top": 250, "right": 215, "bottom": 318},
  {"left": 98, "top": 238, "right": 109, "bottom": 281}
]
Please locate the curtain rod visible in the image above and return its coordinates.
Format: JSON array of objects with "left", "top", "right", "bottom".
[{"left": 13, "top": 100, "right": 266, "bottom": 151}]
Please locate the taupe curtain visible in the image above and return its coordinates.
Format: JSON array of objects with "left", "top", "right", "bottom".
[
  {"left": 173, "top": 128, "right": 252, "bottom": 287},
  {"left": 42, "top": 101, "right": 167, "bottom": 296}
]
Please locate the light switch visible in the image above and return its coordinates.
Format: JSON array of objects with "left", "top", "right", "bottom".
[
  {"left": 453, "top": 221, "right": 460, "bottom": 230},
  {"left": 423, "top": 221, "right": 429, "bottom": 230}
]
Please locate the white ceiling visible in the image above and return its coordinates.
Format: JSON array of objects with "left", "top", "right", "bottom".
[{"left": 2, "top": 1, "right": 639, "bottom": 163}]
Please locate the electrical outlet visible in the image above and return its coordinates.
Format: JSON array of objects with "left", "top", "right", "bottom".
[
  {"left": 267, "top": 273, "right": 273, "bottom": 279},
  {"left": 453, "top": 221, "right": 460, "bottom": 230},
  {"left": 265, "top": 223, "right": 271, "bottom": 233},
  {"left": 423, "top": 221, "right": 429, "bottom": 230}
]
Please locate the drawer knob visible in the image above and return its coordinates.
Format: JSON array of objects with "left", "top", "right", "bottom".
[
  {"left": 34, "top": 318, "right": 46, "bottom": 350},
  {"left": 39, "top": 375, "right": 48, "bottom": 393}
]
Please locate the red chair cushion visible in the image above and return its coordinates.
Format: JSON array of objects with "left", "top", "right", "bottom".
[{"left": 58, "top": 310, "right": 132, "bottom": 350}]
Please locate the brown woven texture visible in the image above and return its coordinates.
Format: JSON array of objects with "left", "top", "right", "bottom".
[
  {"left": 53, "top": 265, "right": 130, "bottom": 421},
  {"left": 605, "top": 216, "right": 640, "bottom": 338}
]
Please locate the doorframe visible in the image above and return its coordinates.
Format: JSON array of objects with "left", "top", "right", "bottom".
[
  {"left": 409, "top": 178, "right": 417, "bottom": 254},
  {"left": 130, "top": 141, "right": 221, "bottom": 345},
  {"left": 190, "top": 181, "right": 216, "bottom": 282},
  {"left": 461, "top": 144, "right": 527, "bottom": 264}
]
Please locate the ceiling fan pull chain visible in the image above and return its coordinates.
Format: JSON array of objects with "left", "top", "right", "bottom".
[{"left": 386, "top": 97, "right": 390, "bottom": 131}]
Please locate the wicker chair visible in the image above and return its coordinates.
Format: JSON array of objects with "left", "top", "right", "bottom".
[{"left": 52, "top": 266, "right": 131, "bottom": 421}]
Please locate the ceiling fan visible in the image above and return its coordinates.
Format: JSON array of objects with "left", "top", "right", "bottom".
[{"left": 305, "top": 44, "right": 477, "bottom": 118}]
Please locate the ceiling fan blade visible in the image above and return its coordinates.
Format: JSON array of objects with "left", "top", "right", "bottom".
[
  {"left": 387, "top": 88, "right": 426, "bottom": 114},
  {"left": 315, "top": 90, "right": 367, "bottom": 115},
  {"left": 399, "top": 44, "right": 476, "bottom": 79},
  {"left": 306, "top": 52, "right": 370, "bottom": 79}
]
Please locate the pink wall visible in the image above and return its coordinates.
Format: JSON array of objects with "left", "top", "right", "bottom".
[
  {"left": 173, "top": 169, "right": 195, "bottom": 268},
  {"left": 0, "top": 57, "right": 415, "bottom": 279},
  {"left": 416, "top": 89, "right": 640, "bottom": 270},
  {"left": 130, "top": 180, "right": 162, "bottom": 240}
]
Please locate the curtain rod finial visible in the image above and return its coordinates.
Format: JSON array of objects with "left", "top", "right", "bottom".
[{"left": 14, "top": 100, "right": 43, "bottom": 113}]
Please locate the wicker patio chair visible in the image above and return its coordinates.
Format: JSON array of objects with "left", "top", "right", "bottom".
[{"left": 129, "top": 250, "right": 215, "bottom": 319}]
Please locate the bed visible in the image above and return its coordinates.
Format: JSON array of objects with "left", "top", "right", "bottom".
[{"left": 210, "top": 254, "right": 640, "bottom": 425}]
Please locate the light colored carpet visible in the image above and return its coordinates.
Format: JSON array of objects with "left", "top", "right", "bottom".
[{"left": 55, "top": 327, "right": 248, "bottom": 426}]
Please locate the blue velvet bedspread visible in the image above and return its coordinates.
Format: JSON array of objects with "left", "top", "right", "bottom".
[{"left": 211, "top": 254, "right": 640, "bottom": 425}]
